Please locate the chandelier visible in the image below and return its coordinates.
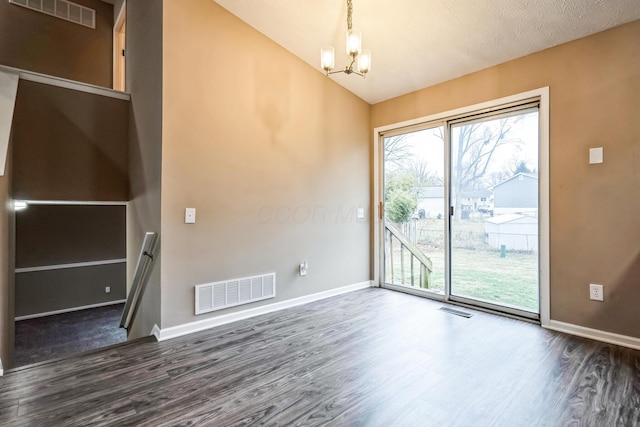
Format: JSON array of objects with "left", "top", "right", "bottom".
[{"left": 320, "top": 0, "right": 371, "bottom": 78}]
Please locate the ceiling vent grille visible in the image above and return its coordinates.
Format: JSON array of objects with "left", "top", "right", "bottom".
[
  {"left": 10, "top": 0, "right": 96, "bottom": 29},
  {"left": 195, "top": 272, "right": 276, "bottom": 315}
]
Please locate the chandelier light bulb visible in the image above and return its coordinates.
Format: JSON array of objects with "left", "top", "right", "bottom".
[
  {"left": 321, "top": 46, "right": 335, "bottom": 72},
  {"left": 357, "top": 49, "right": 371, "bottom": 74},
  {"left": 346, "top": 29, "right": 362, "bottom": 56}
]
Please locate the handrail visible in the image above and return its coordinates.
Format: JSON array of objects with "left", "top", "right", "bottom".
[
  {"left": 120, "top": 232, "right": 158, "bottom": 330},
  {"left": 385, "top": 222, "right": 432, "bottom": 288}
]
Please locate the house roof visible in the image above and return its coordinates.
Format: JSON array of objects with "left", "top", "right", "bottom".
[
  {"left": 492, "top": 173, "right": 539, "bottom": 190},
  {"left": 417, "top": 186, "right": 444, "bottom": 199},
  {"left": 485, "top": 214, "right": 537, "bottom": 225}
]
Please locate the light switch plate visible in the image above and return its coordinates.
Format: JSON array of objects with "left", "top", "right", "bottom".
[
  {"left": 589, "top": 147, "right": 603, "bottom": 164},
  {"left": 356, "top": 207, "right": 365, "bottom": 219},
  {"left": 185, "top": 208, "right": 196, "bottom": 224}
]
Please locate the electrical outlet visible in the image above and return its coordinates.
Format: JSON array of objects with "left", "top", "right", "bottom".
[
  {"left": 589, "top": 284, "right": 603, "bottom": 301},
  {"left": 105, "top": 286, "right": 111, "bottom": 293}
]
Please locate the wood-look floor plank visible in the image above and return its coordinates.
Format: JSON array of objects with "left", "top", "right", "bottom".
[
  {"left": 128, "top": 312, "right": 398, "bottom": 425},
  {"left": 1, "top": 288, "right": 639, "bottom": 426}
]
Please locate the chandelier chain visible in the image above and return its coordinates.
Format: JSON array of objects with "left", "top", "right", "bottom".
[{"left": 347, "top": 0, "right": 353, "bottom": 30}]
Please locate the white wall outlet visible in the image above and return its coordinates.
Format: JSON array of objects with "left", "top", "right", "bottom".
[
  {"left": 185, "top": 208, "right": 196, "bottom": 224},
  {"left": 589, "top": 283, "right": 604, "bottom": 301},
  {"left": 105, "top": 286, "right": 111, "bottom": 293},
  {"left": 299, "top": 261, "right": 308, "bottom": 276}
]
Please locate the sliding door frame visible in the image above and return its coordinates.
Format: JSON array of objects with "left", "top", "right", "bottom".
[{"left": 372, "top": 87, "right": 550, "bottom": 326}]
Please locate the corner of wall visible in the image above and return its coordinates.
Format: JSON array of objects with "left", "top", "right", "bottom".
[
  {"left": 0, "top": 135, "right": 14, "bottom": 370},
  {"left": 125, "top": 0, "right": 163, "bottom": 339},
  {"left": 150, "top": 323, "right": 161, "bottom": 341}
]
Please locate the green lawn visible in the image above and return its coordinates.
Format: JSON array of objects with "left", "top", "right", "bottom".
[{"left": 385, "top": 218, "right": 539, "bottom": 312}]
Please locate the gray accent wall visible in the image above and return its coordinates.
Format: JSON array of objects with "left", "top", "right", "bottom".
[
  {"left": 11, "top": 80, "right": 129, "bottom": 202},
  {"left": 126, "top": 0, "right": 163, "bottom": 339},
  {"left": 15, "top": 263, "right": 125, "bottom": 317},
  {"left": 15, "top": 204, "right": 126, "bottom": 317},
  {"left": 16, "top": 205, "right": 126, "bottom": 268}
]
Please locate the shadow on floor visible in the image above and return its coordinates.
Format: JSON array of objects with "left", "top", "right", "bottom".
[{"left": 14, "top": 304, "right": 127, "bottom": 367}]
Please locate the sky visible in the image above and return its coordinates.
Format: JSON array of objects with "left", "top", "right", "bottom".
[{"left": 385, "top": 110, "right": 539, "bottom": 186}]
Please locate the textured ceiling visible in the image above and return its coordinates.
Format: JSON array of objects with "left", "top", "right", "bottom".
[{"left": 213, "top": 0, "right": 640, "bottom": 104}]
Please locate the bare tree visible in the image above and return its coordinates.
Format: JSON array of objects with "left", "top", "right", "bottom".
[
  {"left": 488, "top": 154, "right": 536, "bottom": 187},
  {"left": 454, "top": 119, "right": 521, "bottom": 188},
  {"left": 487, "top": 170, "right": 511, "bottom": 187},
  {"left": 434, "top": 117, "right": 523, "bottom": 219},
  {"left": 383, "top": 134, "right": 412, "bottom": 172},
  {"left": 407, "top": 159, "right": 442, "bottom": 186}
]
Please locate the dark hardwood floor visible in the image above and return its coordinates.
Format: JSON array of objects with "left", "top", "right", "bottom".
[
  {"left": 1, "top": 288, "right": 639, "bottom": 426},
  {"left": 14, "top": 304, "right": 127, "bottom": 367}
]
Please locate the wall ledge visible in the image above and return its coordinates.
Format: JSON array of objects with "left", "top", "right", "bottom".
[
  {"left": 151, "top": 281, "right": 373, "bottom": 341},
  {"left": 0, "top": 64, "right": 130, "bottom": 101},
  {"left": 545, "top": 320, "right": 640, "bottom": 351}
]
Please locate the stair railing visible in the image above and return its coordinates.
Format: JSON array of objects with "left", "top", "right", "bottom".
[
  {"left": 120, "top": 232, "right": 158, "bottom": 330},
  {"left": 385, "top": 222, "right": 432, "bottom": 288}
]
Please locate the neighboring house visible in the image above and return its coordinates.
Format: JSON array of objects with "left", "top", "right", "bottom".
[
  {"left": 457, "top": 189, "right": 492, "bottom": 218},
  {"left": 417, "top": 186, "right": 444, "bottom": 218},
  {"left": 413, "top": 187, "right": 492, "bottom": 220},
  {"left": 484, "top": 214, "right": 538, "bottom": 252},
  {"left": 492, "top": 173, "right": 538, "bottom": 216}
]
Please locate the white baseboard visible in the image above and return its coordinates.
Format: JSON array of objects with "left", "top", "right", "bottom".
[
  {"left": 153, "top": 281, "right": 373, "bottom": 342},
  {"left": 15, "top": 299, "right": 127, "bottom": 321},
  {"left": 545, "top": 320, "right": 640, "bottom": 351}
]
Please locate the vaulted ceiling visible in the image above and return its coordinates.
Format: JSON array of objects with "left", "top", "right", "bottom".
[{"left": 213, "top": 0, "right": 640, "bottom": 104}]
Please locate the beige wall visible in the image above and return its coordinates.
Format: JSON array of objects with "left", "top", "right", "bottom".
[
  {"left": 160, "top": 0, "right": 370, "bottom": 328},
  {"left": 0, "top": 0, "right": 113, "bottom": 87},
  {"left": 126, "top": 0, "right": 163, "bottom": 338},
  {"left": 372, "top": 20, "right": 640, "bottom": 338}
]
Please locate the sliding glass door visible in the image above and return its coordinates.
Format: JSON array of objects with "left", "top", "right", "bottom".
[
  {"left": 383, "top": 125, "right": 446, "bottom": 296},
  {"left": 381, "top": 102, "right": 541, "bottom": 319},
  {"left": 450, "top": 109, "right": 540, "bottom": 316}
]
